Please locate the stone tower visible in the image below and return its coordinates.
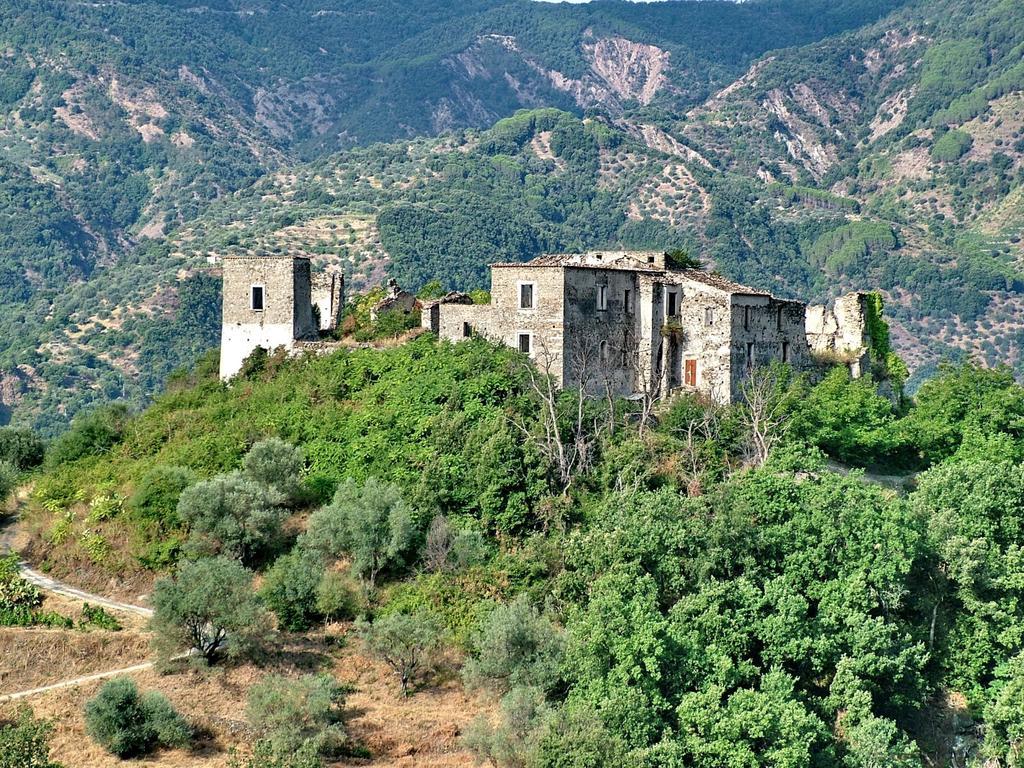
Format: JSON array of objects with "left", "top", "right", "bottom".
[{"left": 219, "top": 255, "right": 317, "bottom": 380}]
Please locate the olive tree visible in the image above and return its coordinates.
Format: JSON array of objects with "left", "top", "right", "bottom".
[
  {"left": 151, "top": 556, "right": 271, "bottom": 664},
  {"left": 177, "top": 473, "right": 286, "bottom": 565},
  {"left": 357, "top": 610, "right": 441, "bottom": 696},
  {"left": 302, "top": 477, "right": 415, "bottom": 587}
]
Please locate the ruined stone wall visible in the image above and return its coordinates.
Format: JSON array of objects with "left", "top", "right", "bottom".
[
  {"left": 805, "top": 292, "right": 871, "bottom": 377},
  {"left": 727, "top": 296, "right": 810, "bottom": 401},
  {"left": 486, "top": 266, "right": 568, "bottom": 383},
  {"left": 220, "top": 256, "right": 314, "bottom": 380},
  {"left": 670, "top": 283, "right": 735, "bottom": 404},
  {"left": 562, "top": 267, "right": 641, "bottom": 395},
  {"left": 311, "top": 271, "right": 344, "bottom": 332}
]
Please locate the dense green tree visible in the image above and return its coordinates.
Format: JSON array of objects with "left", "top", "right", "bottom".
[
  {"left": 0, "top": 429, "right": 45, "bottom": 471},
  {"left": 151, "top": 557, "right": 270, "bottom": 664},
  {"left": 463, "top": 594, "right": 565, "bottom": 695},
  {"left": 259, "top": 548, "right": 326, "bottom": 632},
  {"left": 302, "top": 477, "right": 416, "bottom": 587},
  {"left": 177, "top": 473, "right": 287, "bottom": 565},
  {"left": 242, "top": 438, "right": 305, "bottom": 504}
]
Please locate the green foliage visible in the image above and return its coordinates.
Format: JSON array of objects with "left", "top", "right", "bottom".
[
  {"left": 982, "top": 653, "right": 1024, "bottom": 766},
  {"left": 0, "top": 708, "right": 62, "bottom": 768},
  {"left": 151, "top": 556, "right": 270, "bottom": 664},
  {"left": 314, "top": 570, "right": 365, "bottom": 623},
  {"left": 128, "top": 464, "right": 196, "bottom": 531},
  {"left": 177, "top": 473, "right": 287, "bottom": 566},
  {"left": 45, "top": 405, "right": 129, "bottom": 468},
  {"left": 302, "top": 477, "right": 416, "bottom": 587},
  {"left": 259, "top": 548, "right": 326, "bottom": 632},
  {"left": 84, "top": 677, "right": 191, "bottom": 758},
  {"left": 242, "top": 437, "right": 305, "bottom": 504},
  {"left": 0, "top": 461, "right": 17, "bottom": 505},
  {"left": 931, "top": 129, "right": 974, "bottom": 162},
  {"left": 791, "top": 367, "right": 905, "bottom": 465},
  {"left": 246, "top": 674, "right": 347, "bottom": 762},
  {"left": 0, "top": 429, "right": 45, "bottom": 471},
  {"left": 463, "top": 594, "right": 565, "bottom": 696},
  {"left": 79, "top": 603, "right": 122, "bottom": 632},
  {"left": 463, "top": 686, "right": 551, "bottom": 768},
  {"left": 0, "top": 554, "right": 43, "bottom": 626},
  {"left": 357, "top": 610, "right": 442, "bottom": 696}
]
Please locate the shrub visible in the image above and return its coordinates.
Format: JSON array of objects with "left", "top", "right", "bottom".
[
  {"left": 931, "top": 129, "right": 974, "bottom": 162},
  {"left": 242, "top": 438, "right": 305, "bottom": 504},
  {"left": 0, "top": 428, "right": 45, "bottom": 471},
  {"left": 260, "top": 548, "right": 325, "bottom": 631},
  {"left": 422, "top": 515, "right": 489, "bottom": 573},
  {"left": 0, "top": 461, "right": 17, "bottom": 506},
  {"left": 247, "top": 674, "right": 347, "bottom": 760},
  {"left": 314, "top": 570, "right": 364, "bottom": 622},
  {"left": 45, "top": 405, "right": 129, "bottom": 468},
  {"left": 302, "top": 477, "right": 416, "bottom": 587},
  {"left": 463, "top": 594, "right": 565, "bottom": 695},
  {"left": 128, "top": 465, "right": 196, "bottom": 530},
  {"left": 228, "top": 740, "right": 324, "bottom": 768},
  {"left": 151, "top": 557, "right": 271, "bottom": 664},
  {"left": 79, "top": 603, "right": 122, "bottom": 632},
  {"left": 84, "top": 678, "right": 191, "bottom": 758},
  {"left": 0, "top": 554, "right": 42, "bottom": 626},
  {"left": 463, "top": 686, "right": 549, "bottom": 768},
  {"left": 0, "top": 707, "right": 62, "bottom": 768},
  {"left": 177, "top": 473, "right": 287, "bottom": 565},
  {"left": 357, "top": 610, "right": 442, "bottom": 696}
]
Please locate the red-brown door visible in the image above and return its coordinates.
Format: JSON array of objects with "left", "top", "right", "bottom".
[{"left": 684, "top": 359, "right": 697, "bottom": 387}]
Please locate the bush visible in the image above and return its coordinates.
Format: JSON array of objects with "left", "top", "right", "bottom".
[
  {"left": 128, "top": 465, "right": 196, "bottom": 530},
  {"left": 463, "top": 686, "right": 549, "bottom": 768},
  {"left": 0, "top": 554, "right": 42, "bottom": 626},
  {"left": 84, "top": 677, "right": 191, "bottom": 757},
  {"left": 302, "top": 477, "right": 416, "bottom": 587},
  {"left": 357, "top": 610, "right": 442, "bottom": 696},
  {"left": 931, "top": 129, "right": 974, "bottom": 162},
  {"left": 315, "top": 570, "right": 364, "bottom": 622},
  {"left": 45, "top": 405, "right": 129, "bottom": 468},
  {"left": 177, "top": 473, "right": 287, "bottom": 565},
  {"left": 463, "top": 594, "right": 565, "bottom": 695},
  {"left": 0, "top": 707, "right": 62, "bottom": 768},
  {"left": 242, "top": 438, "right": 305, "bottom": 504},
  {"left": 0, "top": 429, "right": 45, "bottom": 471},
  {"left": 79, "top": 603, "right": 122, "bottom": 632},
  {"left": 247, "top": 674, "right": 347, "bottom": 760},
  {"left": 260, "top": 548, "right": 325, "bottom": 631},
  {"left": 151, "top": 556, "right": 271, "bottom": 664},
  {"left": 0, "top": 461, "right": 17, "bottom": 506}
]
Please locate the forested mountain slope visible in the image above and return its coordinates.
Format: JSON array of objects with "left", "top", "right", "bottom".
[
  {"left": 5, "top": 0, "right": 1024, "bottom": 431},
  {"left": 0, "top": 0, "right": 907, "bottom": 432}
]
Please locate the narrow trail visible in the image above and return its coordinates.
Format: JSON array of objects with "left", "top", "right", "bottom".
[{"left": 1, "top": 504, "right": 158, "bottom": 703}]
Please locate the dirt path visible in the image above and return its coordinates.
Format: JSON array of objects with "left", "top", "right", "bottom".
[
  {"left": 0, "top": 661, "right": 156, "bottom": 703},
  {"left": 1, "top": 506, "right": 160, "bottom": 702}
]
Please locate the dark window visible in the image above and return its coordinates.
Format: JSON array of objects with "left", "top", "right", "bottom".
[
  {"left": 624, "top": 289, "right": 633, "bottom": 314},
  {"left": 777, "top": 306, "right": 783, "bottom": 330},
  {"left": 743, "top": 306, "right": 750, "bottom": 330},
  {"left": 518, "top": 333, "right": 532, "bottom": 354},
  {"left": 667, "top": 291, "right": 678, "bottom": 318},
  {"left": 519, "top": 283, "right": 534, "bottom": 310},
  {"left": 463, "top": 322, "right": 472, "bottom": 338},
  {"left": 746, "top": 342, "right": 755, "bottom": 370},
  {"left": 782, "top": 341, "right": 790, "bottom": 363},
  {"left": 705, "top": 307, "right": 714, "bottom": 326},
  {"left": 600, "top": 340, "right": 609, "bottom": 363},
  {"left": 251, "top": 285, "right": 264, "bottom": 311},
  {"left": 597, "top": 285, "right": 608, "bottom": 311}
]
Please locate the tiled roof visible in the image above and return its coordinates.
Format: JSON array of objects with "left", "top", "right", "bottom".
[{"left": 668, "top": 268, "right": 770, "bottom": 296}]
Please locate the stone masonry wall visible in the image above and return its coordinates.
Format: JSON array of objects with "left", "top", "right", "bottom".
[{"left": 805, "top": 292, "right": 871, "bottom": 376}]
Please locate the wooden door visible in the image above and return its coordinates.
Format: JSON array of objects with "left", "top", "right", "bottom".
[{"left": 684, "top": 359, "right": 697, "bottom": 387}]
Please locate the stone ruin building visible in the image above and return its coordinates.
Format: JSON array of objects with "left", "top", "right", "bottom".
[
  {"left": 218, "top": 251, "right": 874, "bottom": 402},
  {"left": 219, "top": 255, "right": 344, "bottom": 380},
  {"left": 423, "top": 250, "right": 874, "bottom": 405}
]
